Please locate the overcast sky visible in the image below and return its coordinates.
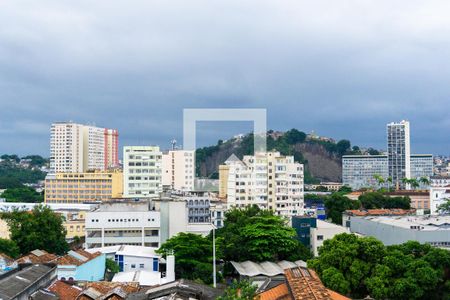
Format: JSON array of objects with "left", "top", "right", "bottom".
[{"left": 1, "top": 1, "right": 449, "bottom": 156}]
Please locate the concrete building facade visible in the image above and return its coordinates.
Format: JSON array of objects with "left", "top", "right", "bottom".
[
  {"left": 123, "top": 146, "right": 162, "bottom": 198},
  {"left": 387, "top": 120, "right": 411, "bottom": 188},
  {"left": 44, "top": 170, "right": 123, "bottom": 203},
  {"left": 85, "top": 201, "right": 160, "bottom": 249},
  {"left": 162, "top": 150, "right": 195, "bottom": 191},
  {"left": 220, "top": 152, "right": 304, "bottom": 218},
  {"left": 50, "top": 122, "right": 119, "bottom": 173},
  {"left": 342, "top": 155, "right": 389, "bottom": 190}
]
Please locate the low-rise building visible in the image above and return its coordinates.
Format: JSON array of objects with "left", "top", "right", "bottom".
[
  {"left": 431, "top": 176, "right": 450, "bottom": 187},
  {"left": 86, "top": 245, "right": 160, "bottom": 273},
  {"left": 56, "top": 249, "right": 105, "bottom": 281},
  {"left": 345, "top": 214, "right": 450, "bottom": 246},
  {"left": 85, "top": 200, "right": 160, "bottom": 249},
  {"left": 44, "top": 170, "right": 123, "bottom": 203},
  {"left": 0, "top": 263, "right": 57, "bottom": 300},
  {"left": 63, "top": 211, "right": 87, "bottom": 239},
  {"left": 307, "top": 182, "right": 343, "bottom": 192},
  {"left": 385, "top": 190, "right": 430, "bottom": 210},
  {"left": 430, "top": 185, "right": 450, "bottom": 214},
  {"left": 310, "top": 220, "right": 350, "bottom": 256},
  {"left": 0, "top": 253, "right": 15, "bottom": 274}
]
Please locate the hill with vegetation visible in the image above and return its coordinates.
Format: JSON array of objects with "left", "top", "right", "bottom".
[
  {"left": 195, "top": 129, "right": 375, "bottom": 183},
  {"left": 0, "top": 154, "right": 48, "bottom": 189}
]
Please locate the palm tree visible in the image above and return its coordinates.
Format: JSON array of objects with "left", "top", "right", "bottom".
[
  {"left": 373, "top": 174, "right": 385, "bottom": 190},
  {"left": 419, "top": 176, "right": 430, "bottom": 187},
  {"left": 410, "top": 178, "right": 420, "bottom": 190},
  {"left": 387, "top": 177, "right": 393, "bottom": 191}
]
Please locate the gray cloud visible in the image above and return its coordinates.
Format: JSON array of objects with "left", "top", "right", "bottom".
[{"left": 0, "top": 0, "right": 449, "bottom": 156}]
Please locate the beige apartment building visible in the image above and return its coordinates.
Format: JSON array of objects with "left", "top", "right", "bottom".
[
  {"left": 45, "top": 170, "right": 123, "bottom": 203},
  {"left": 162, "top": 150, "right": 195, "bottom": 191}
]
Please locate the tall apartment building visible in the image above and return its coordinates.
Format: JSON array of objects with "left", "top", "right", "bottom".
[
  {"left": 387, "top": 120, "right": 411, "bottom": 188},
  {"left": 44, "top": 170, "right": 123, "bottom": 203},
  {"left": 162, "top": 150, "right": 195, "bottom": 191},
  {"left": 50, "top": 122, "right": 119, "bottom": 173},
  {"left": 219, "top": 152, "right": 304, "bottom": 218},
  {"left": 123, "top": 146, "right": 162, "bottom": 198},
  {"left": 410, "top": 154, "right": 433, "bottom": 180}
]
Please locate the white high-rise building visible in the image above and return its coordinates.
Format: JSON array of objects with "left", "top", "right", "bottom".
[
  {"left": 162, "top": 150, "right": 195, "bottom": 191},
  {"left": 123, "top": 146, "right": 162, "bottom": 198},
  {"left": 50, "top": 122, "right": 119, "bottom": 173},
  {"left": 387, "top": 120, "right": 411, "bottom": 188},
  {"left": 220, "top": 152, "right": 304, "bottom": 218}
]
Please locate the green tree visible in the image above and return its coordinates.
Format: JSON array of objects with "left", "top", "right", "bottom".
[
  {"left": 419, "top": 176, "right": 430, "bottom": 186},
  {"left": 438, "top": 199, "right": 450, "bottom": 214},
  {"left": 336, "top": 140, "right": 351, "bottom": 156},
  {"left": 157, "top": 232, "right": 217, "bottom": 284},
  {"left": 0, "top": 238, "right": 20, "bottom": 258},
  {"left": 2, "top": 187, "right": 43, "bottom": 203},
  {"left": 217, "top": 279, "right": 257, "bottom": 300},
  {"left": 106, "top": 258, "right": 120, "bottom": 274},
  {"left": 324, "top": 194, "right": 360, "bottom": 224},
  {"left": 216, "top": 206, "right": 312, "bottom": 262},
  {"left": 283, "top": 129, "right": 307, "bottom": 145},
  {"left": 1, "top": 204, "right": 69, "bottom": 255}
]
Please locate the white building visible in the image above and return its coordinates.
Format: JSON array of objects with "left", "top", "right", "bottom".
[
  {"left": 162, "top": 150, "right": 195, "bottom": 191},
  {"left": 85, "top": 200, "right": 161, "bottom": 249},
  {"left": 86, "top": 245, "right": 160, "bottom": 273},
  {"left": 220, "top": 152, "right": 304, "bottom": 218},
  {"left": 310, "top": 220, "right": 350, "bottom": 256},
  {"left": 431, "top": 176, "right": 450, "bottom": 187},
  {"left": 342, "top": 155, "right": 389, "bottom": 190},
  {"left": 430, "top": 185, "right": 450, "bottom": 215},
  {"left": 50, "top": 122, "right": 119, "bottom": 173},
  {"left": 346, "top": 214, "right": 450, "bottom": 247},
  {"left": 123, "top": 146, "right": 162, "bottom": 198},
  {"left": 387, "top": 120, "right": 411, "bottom": 189}
]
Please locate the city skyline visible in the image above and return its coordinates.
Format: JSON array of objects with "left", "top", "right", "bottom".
[{"left": 0, "top": 1, "right": 449, "bottom": 156}]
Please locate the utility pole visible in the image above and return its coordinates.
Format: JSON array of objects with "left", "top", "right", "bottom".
[{"left": 213, "top": 225, "right": 216, "bottom": 288}]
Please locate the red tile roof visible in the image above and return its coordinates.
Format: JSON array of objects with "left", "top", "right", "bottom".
[
  {"left": 57, "top": 249, "right": 102, "bottom": 266},
  {"left": 16, "top": 249, "right": 58, "bottom": 264},
  {"left": 48, "top": 280, "right": 83, "bottom": 300},
  {"left": 256, "top": 283, "right": 292, "bottom": 300}
]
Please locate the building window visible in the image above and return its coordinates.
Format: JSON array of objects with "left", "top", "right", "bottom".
[
  {"left": 317, "top": 235, "right": 324, "bottom": 241},
  {"left": 139, "top": 263, "right": 145, "bottom": 268},
  {"left": 131, "top": 264, "right": 136, "bottom": 269}
]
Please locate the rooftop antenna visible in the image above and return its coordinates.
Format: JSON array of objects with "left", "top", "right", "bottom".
[{"left": 171, "top": 139, "right": 177, "bottom": 150}]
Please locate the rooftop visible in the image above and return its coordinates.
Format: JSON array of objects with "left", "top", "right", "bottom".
[
  {"left": 230, "top": 260, "right": 307, "bottom": 278},
  {"left": 112, "top": 270, "right": 161, "bottom": 286},
  {"left": 358, "top": 215, "right": 450, "bottom": 231},
  {"left": 345, "top": 209, "right": 415, "bottom": 217},
  {"left": 0, "top": 264, "right": 56, "bottom": 300},
  {"left": 86, "top": 245, "right": 159, "bottom": 258},
  {"left": 47, "top": 280, "right": 83, "bottom": 300},
  {"left": 16, "top": 249, "right": 58, "bottom": 264},
  {"left": 90, "top": 200, "right": 152, "bottom": 212},
  {"left": 56, "top": 249, "right": 102, "bottom": 266}
]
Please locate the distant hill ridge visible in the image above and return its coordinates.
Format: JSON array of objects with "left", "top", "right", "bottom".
[{"left": 195, "top": 129, "right": 378, "bottom": 183}]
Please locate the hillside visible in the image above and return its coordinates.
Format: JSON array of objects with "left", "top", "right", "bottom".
[{"left": 195, "top": 129, "right": 364, "bottom": 183}]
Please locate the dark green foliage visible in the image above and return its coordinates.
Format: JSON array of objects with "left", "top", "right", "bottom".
[
  {"left": 0, "top": 158, "right": 46, "bottom": 186},
  {"left": 2, "top": 187, "right": 43, "bottom": 203},
  {"left": 283, "top": 129, "right": 307, "bottom": 144},
  {"left": 358, "top": 192, "right": 410, "bottom": 209},
  {"left": 325, "top": 191, "right": 410, "bottom": 225},
  {"left": 367, "top": 148, "right": 381, "bottom": 155},
  {"left": 21, "top": 155, "right": 49, "bottom": 167},
  {"left": 0, "top": 238, "right": 20, "bottom": 258},
  {"left": 106, "top": 258, "right": 120, "bottom": 274},
  {"left": 336, "top": 140, "right": 351, "bottom": 156},
  {"left": 309, "top": 234, "right": 450, "bottom": 299},
  {"left": 157, "top": 232, "right": 217, "bottom": 284},
  {"left": 324, "top": 194, "right": 360, "bottom": 224},
  {"left": 217, "top": 279, "right": 257, "bottom": 300},
  {"left": 1, "top": 154, "right": 20, "bottom": 162},
  {"left": 1, "top": 204, "right": 69, "bottom": 255},
  {"left": 216, "top": 206, "right": 312, "bottom": 262}
]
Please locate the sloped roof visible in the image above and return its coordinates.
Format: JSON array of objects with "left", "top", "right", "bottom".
[
  {"left": 57, "top": 249, "right": 102, "bottom": 266},
  {"left": 255, "top": 283, "right": 291, "bottom": 300},
  {"left": 230, "top": 260, "right": 307, "bottom": 277},
  {"left": 16, "top": 249, "right": 58, "bottom": 264},
  {"left": 48, "top": 280, "right": 83, "bottom": 300},
  {"left": 224, "top": 154, "right": 243, "bottom": 165}
]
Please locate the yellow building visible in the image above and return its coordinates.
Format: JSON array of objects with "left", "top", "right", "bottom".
[
  {"left": 218, "top": 164, "right": 230, "bottom": 199},
  {"left": 45, "top": 170, "right": 123, "bottom": 203},
  {"left": 62, "top": 211, "right": 86, "bottom": 239}
]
